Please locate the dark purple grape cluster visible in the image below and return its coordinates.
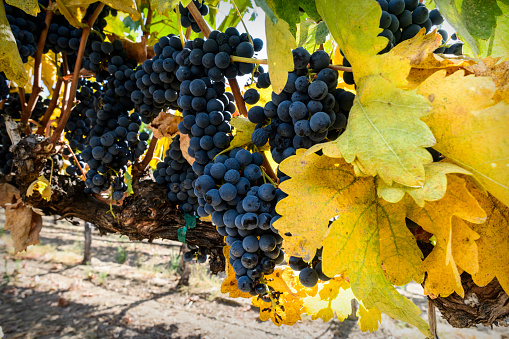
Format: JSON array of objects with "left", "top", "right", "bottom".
[
  {"left": 248, "top": 48, "right": 353, "bottom": 164},
  {"left": 193, "top": 147, "right": 285, "bottom": 294},
  {"left": 83, "top": 39, "right": 137, "bottom": 83},
  {"left": 178, "top": 0, "right": 209, "bottom": 33},
  {"left": 130, "top": 34, "right": 185, "bottom": 123},
  {"left": 64, "top": 80, "right": 101, "bottom": 152},
  {"left": 42, "top": 1, "right": 114, "bottom": 59},
  {"left": 0, "top": 115, "right": 14, "bottom": 175},
  {"left": 288, "top": 249, "right": 331, "bottom": 288},
  {"left": 4, "top": 1, "right": 45, "bottom": 63},
  {"left": 0, "top": 73, "right": 9, "bottom": 101},
  {"left": 0, "top": 92, "right": 49, "bottom": 122},
  {"left": 183, "top": 246, "right": 208, "bottom": 263},
  {"left": 153, "top": 134, "right": 200, "bottom": 214}
]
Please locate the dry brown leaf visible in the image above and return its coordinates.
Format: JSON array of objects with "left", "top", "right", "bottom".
[
  {"left": 464, "top": 57, "right": 509, "bottom": 104},
  {"left": 178, "top": 132, "right": 195, "bottom": 165},
  {"left": 0, "top": 183, "right": 44, "bottom": 252},
  {"left": 106, "top": 34, "right": 154, "bottom": 64},
  {"left": 149, "top": 112, "right": 183, "bottom": 139}
]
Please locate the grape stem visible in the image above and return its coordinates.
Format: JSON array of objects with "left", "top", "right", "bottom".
[
  {"left": 261, "top": 152, "right": 278, "bottom": 185},
  {"left": 65, "top": 144, "right": 87, "bottom": 181},
  {"left": 230, "top": 56, "right": 267, "bottom": 64},
  {"left": 261, "top": 166, "right": 277, "bottom": 187},
  {"left": 328, "top": 64, "right": 353, "bottom": 72},
  {"left": 50, "top": 2, "right": 106, "bottom": 144},
  {"left": 231, "top": 0, "right": 253, "bottom": 45},
  {"left": 185, "top": 27, "right": 192, "bottom": 39},
  {"left": 186, "top": 1, "right": 211, "bottom": 36},
  {"left": 21, "top": 8, "right": 54, "bottom": 128}
]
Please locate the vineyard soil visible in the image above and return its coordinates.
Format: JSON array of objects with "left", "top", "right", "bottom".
[{"left": 0, "top": 217, "right": 505, "bottom": 339}]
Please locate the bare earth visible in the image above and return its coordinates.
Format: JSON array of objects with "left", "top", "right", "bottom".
[{"left": 0, "top": 216, "right": 507, "bottom": 339}]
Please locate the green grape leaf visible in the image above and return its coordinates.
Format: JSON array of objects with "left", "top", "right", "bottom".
[
  {"left": 265, "top": 16, "right": 296, "bottom": 94},
  {"left": 253, "top": 0, "right": 320, "bottom": 35},
  {"left": 217, "top": 0, "right": 253, "bottom": 32},
  {"left": 66, "top": 0, "right": 141, "bottom": 22},
  {"left": 0, "top": 3, "right": 27, "bottom": 85},
  {"left": 435, "top": 0, "right": 509, "bottom": 61},
  {"left": 5, "top": 0, "right": 39, "bottom": 16}
]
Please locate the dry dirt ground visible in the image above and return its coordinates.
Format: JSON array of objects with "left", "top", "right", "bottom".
[{"left": 0, "top": 216, "right": 507, "bottom": 339}]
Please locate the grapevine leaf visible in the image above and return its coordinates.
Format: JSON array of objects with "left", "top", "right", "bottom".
[
  {"left": 27, "top": 176, "right": 52, "bottom": 201},
  {"left": 464, "top": 178, "right": 509, "bottom": 294},
  {"left": 265, "top": 16, "right": 296, "bottom": 95},
  {"left": 217, "top": 116, "right": 256, "bottom": 156},
  {"left": 178, "top": 133, "right": 195, "bottom": 165},
  {"left": 315, "top": 0, "right": 441, "bottom": 186},
  {"left": 54, "top": 0, "right": 88, "bottom": 27},
  {"left": 148, "top": 112, "right": 182, "bottom": 139},
  {"left": 302, "top": 277, "right": 355, "bottom": 322},
  {"left": 0, "top": 3, "right": 27, "bottom": 85},
  {"left": 254, "top": 0, "right": 320, "bottom": 34},
  {"left": 251, "top": 267, "right": 305, "bottom": 326},
  {"left": 407, "top": 175, "right": 487, "bottom": 298},
  {"left": 434, "top": 0, "right": 509, "bottom": 62},
  {"left": 275, "top": 150, "right": 427, "bottom": 333},
  {"left": 217, "top": 0, "right": 252, "bottom": 32},
  {"left": 5, "top": 0, "right": 39, "bottom": 16},
  {"left": 377, "top": 162, "right": 471, "bottom": 207},
  {"left": 418, "top": 70, "right": 509, "bottom": 207},
  {"left": 465, "top": 57, "right": 509, "bottom": 104},
  {"left": 66, "top": 0, "right": 141, "bottom": 22},
  {"left": 357, "top": 303, "right": 382, "bottom": 333}
]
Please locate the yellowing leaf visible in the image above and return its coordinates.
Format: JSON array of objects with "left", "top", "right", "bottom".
[
  {"left": 251, "top": 268, "right": 305, "bottom": 326},
  {"left": 27, "top": 175, "right": 52, "bottom": 201},
  {"left": 314, "top": 1, "right": 440, "bottom": 187},
  {"left": 378, "top": 162, "right": 472, "bottom": 207},
  {"left": 464, "top": 178, "right": 509, "bottom": 294},
  {"left": 67, "top": 0, "right": 141, "bottom": 22},
  {"left": 302, "top": 277, "right": 355, "bottom": 322},
  {"left": 407, "top": 175, "right": 486, "bottom": 298},
  {"left": 316, "top": 0, "right": 386, "bottom": 80},
  {"left": 151, "top": 0, "right": 179, "bottom": 13},
  {"left": 265, "top": 16, "right": 296, "bottom": 94},
  {"left": 217, "top": 116, "right": 256, "bottom": 156},
  {"left": 357, "top": 303, "right": 382, "bottom": 333},
  {"left": 6, "top": 0, "right": 39, "bottom": 16},
  {"left": 0, "top": 3, "right": 27, "bottom": 85},
  {"left": 275, "top": 150, "right": 427, "bottom": 334},
  {"left": 419, "top": 70, "right": 509, "bottom": 207},
  {"left": 55, "top": 0, "right": 88, "bottom": 27}
]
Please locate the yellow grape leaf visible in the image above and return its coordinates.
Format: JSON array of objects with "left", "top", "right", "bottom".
[
  {"left": 315, "top": 0, "right": 440, "bottom": 187},
  {"left": 357, "top": 303, "right": 382, "bottom": 333},
  {"left": 27, "top": 175, "right": 52, "bottom": 201},
  {"left": 302, "top": 277, "right": 355, "bottom": 322},
  {"left": 251, "top": 268, "right": 305, "bottom": 326},
  {"left": 178, "top": 133, "right": 194, "bottom": 165},
  {"left": 265, "top": 16, "right": 296, "bottom": 94},
  {"left": 464, "top": 178, "right": 509, "bottom": 294},
  {"left": 407, "top": 175, "right": 486, "bottom": 298},
  {"left": 0, "top": 4, "right": 27, "bottom": 85},
  {"left": 465, "top": 57, "right": 509, "bottom": 104},
  {"left": 407, "top": 53, "right": 476, "bottom": 89},
  {"left": 151, "top": 0, "right": 179, "bottom": 13},
  {"left": 418, "top": 70, "right": 509, "bottom": 207},
  {"left": 276, "top": 150, "right": 427, "bottom": 333},
  {"left": 220, "top": 245, "right": 252, "bottom": 299},
  {"left": 378, "top": 162, "right": 471, "bottom": 207},
  {"left": 6, "top": 0, "right": 39, "bottom": 16},
  {"left": 65, "top": 0, "right": 141, "bottom": 23},
  {"left": 217, "top": 116, "right": 255, "bottom": 156},
  {"left": 41, "top": 54, "right": 58, "bottom": 94},
  {"left": 54, "top": 0, "right": 88, "bottom": 27}
]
